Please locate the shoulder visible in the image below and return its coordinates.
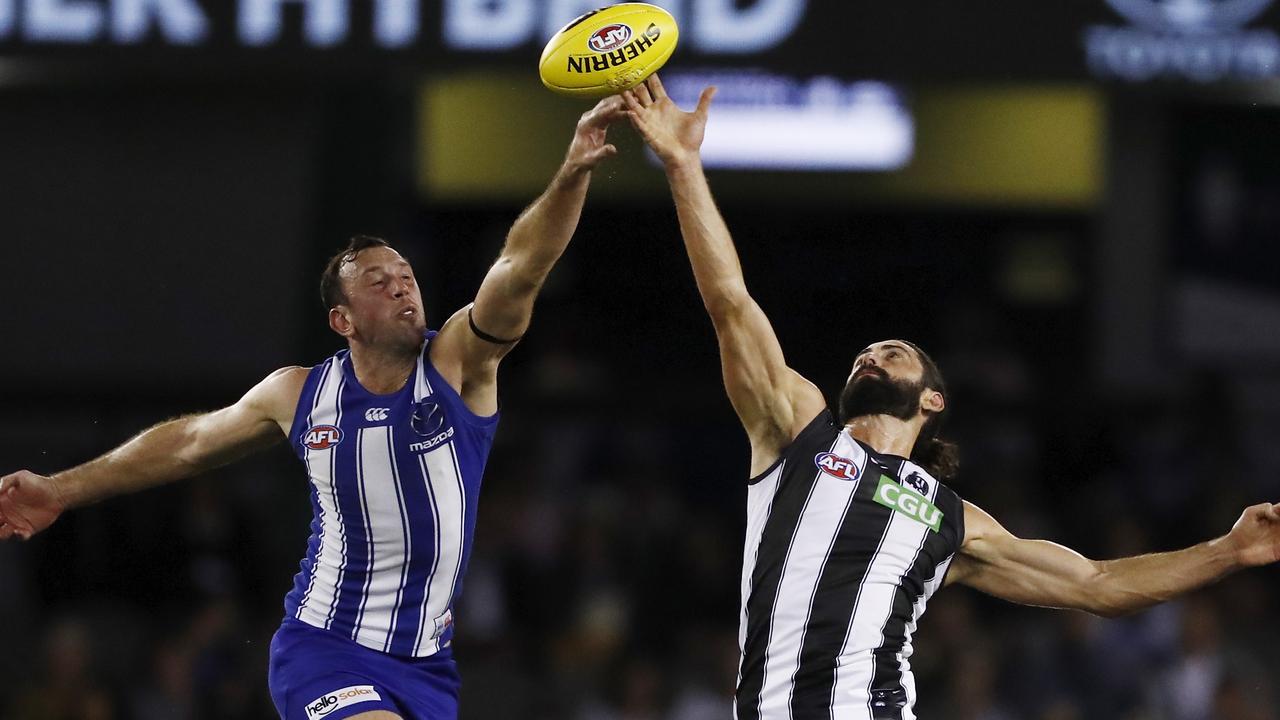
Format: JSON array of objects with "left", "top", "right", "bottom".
[
  {"left": 244, "top": 366, "right": 311, "bottom": 413},
  {"left": 958, "top": 500, "right": 1008, "bottom": 550}
]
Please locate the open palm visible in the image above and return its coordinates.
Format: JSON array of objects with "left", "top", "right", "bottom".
[{"left": 623, "top": 75, "right": 716, "bottom": 167}]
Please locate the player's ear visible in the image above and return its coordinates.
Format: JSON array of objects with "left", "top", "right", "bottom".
[
  {"left": 921, "top": 389, "right": 945, "bottom": 414},
  {"left": 329, "top": 306, "right": 355, "bottom": 338}
]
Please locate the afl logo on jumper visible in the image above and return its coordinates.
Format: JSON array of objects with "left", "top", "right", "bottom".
[
  {"left": 815, "top": 452, "right": 860, "bottom": 481},
  {"left": 588, "top": 23, "right": 632, "bottom": 52},
  {"left": 303, "top": 425, "right": 343, "bottom": 450}
]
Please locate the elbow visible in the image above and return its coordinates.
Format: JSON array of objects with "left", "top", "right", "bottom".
[
  {"left": 703, "top": 284, "right": 751, "bottom": 323},
  {"left": 1081, "top": 568, "right": 1150, "bottom": 619}
]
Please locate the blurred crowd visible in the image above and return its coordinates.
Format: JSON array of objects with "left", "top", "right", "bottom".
[
  {"left": 2, "top": 207, "right": 1278, "bottom": 720},
  {"left": 3, "top": 312, "right": 1278, "bottom": 720}
]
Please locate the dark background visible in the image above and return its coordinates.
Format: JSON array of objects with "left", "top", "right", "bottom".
[{"left": 3, "top": 2, "right": 1280, "bottom": 719}]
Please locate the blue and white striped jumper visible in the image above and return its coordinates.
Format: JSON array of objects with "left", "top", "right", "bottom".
[{"left": 282, "top": 330, "right": 496, "bottom": 657}]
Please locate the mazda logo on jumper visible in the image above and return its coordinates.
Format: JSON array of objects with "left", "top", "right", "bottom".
[
  {"left": 411, "top": 400, "right": 445, "bottom": 436},
  {"left": 1085, "top": 0, "right": 1280, "bottom": 81}
]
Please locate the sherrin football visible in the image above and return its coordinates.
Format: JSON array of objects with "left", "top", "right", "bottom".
[{"left": 539, "top": 3, "right": 679, "bottom": 99}]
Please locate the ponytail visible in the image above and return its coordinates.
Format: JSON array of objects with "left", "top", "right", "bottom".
[{"left": 911, "top": 436, "right": 959, "bottom": 483}]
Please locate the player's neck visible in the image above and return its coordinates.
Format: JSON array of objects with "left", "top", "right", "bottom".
[
  {"left": 348, "top": 342, "right": 418, "bottom": 395},
  {"left": 843, "top": 414, "right": 922, "bottom": 459}
]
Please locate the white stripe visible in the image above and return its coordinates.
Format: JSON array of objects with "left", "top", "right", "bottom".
[
  {"left": 296, "top": 360, "right": 334, "bottom": 616},
  {"left": 383, "top": 426, "right": 412, "bottom": 652},
  {"left": 757, "top": 433, "right": 864, "bottom": 720},
  {"left": 831, "top": 461, "right": 940, "bottom": 715},
  {"left": 413, "top": 450, "right": 443, "bottom": 655},
  {"left": 352, "top": 430, "right": 377, "bottom": 643},
  {"left": 297, "top": 360, "right": 349, "bottom": 630},
  {"left": 414, "top": 439, "right": 466, "bottom": 655},
  {"left": 323, "top": 372, "right": 350, "bottom": 630},
  {"left": 738, "top": 459, "right": 787, "bottom": 685},
  {"left": 350, "top": 426, "right": 411, "bottom": 650},
  {"left": 414, "top": 351, "right": 435, "bottom": 400}
]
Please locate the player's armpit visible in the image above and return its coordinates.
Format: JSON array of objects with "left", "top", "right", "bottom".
[
  {"left": 946, "top": 501, "right": 1112, "bottom": 615},
  {"left": 710, "top": 295, "right": 827, "bottom": 475}
]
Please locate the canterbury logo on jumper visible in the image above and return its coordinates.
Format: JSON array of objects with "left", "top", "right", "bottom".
[
  {"left": 305, "top": 685, "right": 381, "bottom": 718},
  {"left": 364, "top": 407, "right": 390, "bottom": 422},
  {"left": 873, "top": 474, "right": 943, "bottom": 532}
]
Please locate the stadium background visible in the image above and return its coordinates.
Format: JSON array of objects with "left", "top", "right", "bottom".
[{"left": 3, "top": 1, "right": 1280, "bottom": 718}]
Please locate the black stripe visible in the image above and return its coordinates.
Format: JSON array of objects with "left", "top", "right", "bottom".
[
  {"left": 788, "top": 458, "right": 896, "bottom": 718},
  {"left": 865, "top": 468, "right": 966, "bottom": 719},
  {"left": 735, "top": 418, "right": 841, "bottom": 720},
  {"left": 865, "top": 463, "right": 934, "bottom": 719}
]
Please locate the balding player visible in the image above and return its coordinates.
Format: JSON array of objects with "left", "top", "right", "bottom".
[
  {"left": 0, "top": 97, "right": 627, "bottom": 720},
  {"left": 623, "top": 75, "right": 1280, "bottom": 720}
]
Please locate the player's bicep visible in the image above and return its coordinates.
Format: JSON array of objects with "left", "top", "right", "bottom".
[
  {"left": 949, "top": 501, "right": 1102, "bottom": 611},
  {"left": 182, "top": 368, "right": 301, "bottom": 470},
  {"left": 469, "top": 254, "right": 537, "bottom": 348},
  {"left": 712, "top": 297, "right": 826, "bottom": 448}
]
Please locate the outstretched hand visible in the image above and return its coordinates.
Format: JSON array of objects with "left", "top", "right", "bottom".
[
  {"left": 0, "top": 470, "right": 65, "bottom": 541},
  {"left": 622, "top": 74, "right": 716, "bottom": 169},
  {"left": 564, "top": 95, "right": 628, "bottom": 173},
  {"left": 1226, "top": 502, "right": 1280, "bottom": 567}
]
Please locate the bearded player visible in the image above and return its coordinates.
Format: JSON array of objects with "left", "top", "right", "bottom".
[
  {"left": 623, "top": 75, "right": 1280, "bottom": 720},
  {"left": 0, "top": 97, "right": 627, "bottom": 720}
]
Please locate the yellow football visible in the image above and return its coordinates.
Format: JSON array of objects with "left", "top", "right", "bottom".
[{"left": 539, "top": 3, "right": 679, "bottom": 99}]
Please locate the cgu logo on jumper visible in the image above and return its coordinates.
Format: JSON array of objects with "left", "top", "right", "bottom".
[
  {"left": 814, "top": 452, "right": 860, "bottom": 481},
  {"left": 303, "top": 425, "right": 343, "bottom": 450},
  {"left": 1085, "top": 0, "right": 1280, "bottom": 81},
  {"left": 589, "top": 23, "right": 632, "bottom": 52},
  {"left": 873, "top": 474, "right": 943, "bottom": 532}
]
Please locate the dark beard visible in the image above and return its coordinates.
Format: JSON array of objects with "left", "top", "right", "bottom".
[{"left": 837, "top": 369, "right": 925, "bottom": 425}]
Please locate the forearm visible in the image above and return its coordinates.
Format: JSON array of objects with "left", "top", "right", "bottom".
[
  {"left": 501, "top": 161, "right": 593, "bottom": 286},
  {"left": 1091, "top": 537, "right": 1239, "bottom": 616},
  {"left": 52, "top": 416, "right": 209, "bottom": 509},
  {"left": 665, "top": 159, "right": 750, "bottom": 317}
]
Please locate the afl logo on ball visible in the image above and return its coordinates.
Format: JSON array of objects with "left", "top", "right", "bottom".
[
  {"left": 588, "top": 23, "right": 632, "bottom": 52},
  {"left": 304, "top": 425, "right": 343, "bottom": 450},
  {"left": 815, "top": 452, "right": 860, "bottom": 481}
]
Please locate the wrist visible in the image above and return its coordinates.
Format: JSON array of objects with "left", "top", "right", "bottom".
[
  {"left": 1210, "top": 533, "right": 1246, "bottom": 571},
  {"left": 558, "top": 157, "right": 594, "bottom": 183},
  {"left": 663, "top": 152, "right": 702, "bottom": 177},
  {"left": 48, "top": 470, "right": 79, "bottom": 511}
]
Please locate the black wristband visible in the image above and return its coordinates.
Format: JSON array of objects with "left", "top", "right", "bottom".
[{"left": 468, "top": 307, "right": 523, "bottom": 345}]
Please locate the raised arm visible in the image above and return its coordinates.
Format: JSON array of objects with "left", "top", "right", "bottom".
[
  {"left": 947, "top": 500, "right": 1280, "bottom": 617},
  {"left": 0, "top": 366, "right": 306, "bottom": 541},
  {"left": 624, "top": 76, "right": 825, "bottom": 474},
  {"left": 430, "top": 96, "right": 626, "bottom": 414}
]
